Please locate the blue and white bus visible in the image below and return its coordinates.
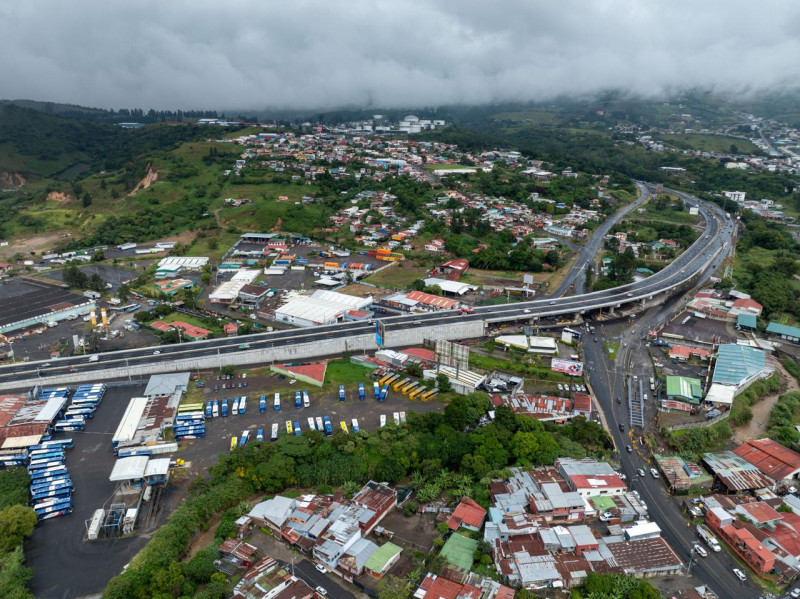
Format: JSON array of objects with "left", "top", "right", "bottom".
[
  {"left": 295, "top": 391, "right": 302, "bottom": 409},
  {"left": 239, "top": 396, "right": 247, "bottom": 414},
  {"left": 231, "top": 397, "right": 240, "bottom": 415},
  {"left": 34, "top": 499, "right": 72, "bottom": 520},
  {"left": 28, "top": 459, "right": 65, "bottom": 471},
  {"left": 259, "top": 395, "right": 267, "bottom": 413},
  {"left": 256, "top": 428, "right": 264, "bottom": 442},
  {"left": 221, "top": 399, "right": 229, "bottom": 417},
  {"left": 239, "top": 430, "right": 250, "bottom": 447},
  {"left": 54, "top": 421, "right": 85, "bottom": 431},
  {"left": 293, "top": 422, "right": 301, "bottom": 436},
  {"left": 373, "top": 381, "right": 380, "bottom": 399},
  {"left": 28, "top": 450, "right": 65, "bottom": 462},
  {"left": 30, "top": 467, "right": 69, "bottom": 481},
  {"left": 303, "top": 390, "right": 310, "bottom": 408},
  {"left": 30, "top": 474, "right": 71, "bottom": 488},
  {"left": 205, "top": 401, "right": 213, "bottom": 418},
  {"left": 323, "top": 416, "right": 333, "bottom": 436},
  {"left": 274, "top": 393, "right": 280, "bottom": 410},
  {"left": 379, "top": 385, "right": 389, "bottom": 402},
  {"left": 64, "top": 408, "right": 94, "bottom": 419},
  {"left": 339, "top": 385, "right": 346, "bottom": 402},
  {"left": 31, "top": 486, "right": 73, "bottom": 503}
]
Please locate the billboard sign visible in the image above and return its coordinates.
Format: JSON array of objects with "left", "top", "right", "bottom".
[
  {"left": 435, "top": 339, "right": 469, "bottom": 371},
  {"left": 551, "top": 358, "right": 584, "bottom": 377},
  {"left": 375, "top": 321, "right": 385, "bottom": 347}
]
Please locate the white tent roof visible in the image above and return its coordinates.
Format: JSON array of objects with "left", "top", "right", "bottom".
[
  {"left": 144, "top": 458, "right": 171, "bottom": 477},
  {"left": 110, "top": 456, "right": 149, "bottom": 481},
  {"left": 423, "top": 278, "right": 477, "bottom": 295},
  {"left": 705, "top": 383, "right": 736, "bottom": 405}
]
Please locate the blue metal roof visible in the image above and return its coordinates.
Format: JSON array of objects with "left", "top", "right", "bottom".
[
  {"left": 712, "top": 344, "right": 766, "bottom": 386},
  {"left": 766, "top": 322, "right": 800, "bottom": 339},
  {"left": 737, "top": 313, "right": 757, "bottom": 329}
]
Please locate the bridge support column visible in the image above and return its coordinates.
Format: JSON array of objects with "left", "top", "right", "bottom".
[{"left": 608, "top": 306, "right": 616, "bottom": 315}]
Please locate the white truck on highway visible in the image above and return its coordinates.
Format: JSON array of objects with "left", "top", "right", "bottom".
[{"left": 696, "top": 524, "right": 721, "bottom": 552}]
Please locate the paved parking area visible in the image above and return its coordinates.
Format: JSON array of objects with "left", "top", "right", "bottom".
[
  {"left": 181, "top": 374, "right": 444, "bottom": 478},
  {"left": 26, "top": 383, "right": 169, "bottom": 599},
  {"left": 40, "top": 265, "right": 142, "bottom": 292}
]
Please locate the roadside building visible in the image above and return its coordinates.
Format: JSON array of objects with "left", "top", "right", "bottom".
[
  {"left": 653, "top": 455, "right": 712, "bottom": 491},
  {"left": 363, "top": 542, "right": 402, "bottom": 579},
  {"left": 275, "top": 290, "right": 372, "bottom": 327},
  {"left": 404, "top": 290, "right": 458, "bottom": 311},
  {"left": 556, "top": 458, "right": 626, "bottom": 498},
  {"left": 495, "top": 335, "right": 557, "bottom": 355},
  {"left": 733, "top": 439, "right": 800, "bottom": 485},
  {"left": 702, "top": 451, "right": 776, "bottom": 494},
  {"left": 424, "top": 365, "right": 486, "bottom": 395}
]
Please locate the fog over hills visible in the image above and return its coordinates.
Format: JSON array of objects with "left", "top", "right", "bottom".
[{"left": 1, "top": 1, "right": 799, "bottom": 111}]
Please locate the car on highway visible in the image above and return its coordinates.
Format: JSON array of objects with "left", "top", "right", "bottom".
[
  {"left": 692, "top": 544, "right": 707, "bottom": 558},
  {"left": 732, "top": 568, "right": 746, "bottom": 582},
  {"left": 618, "top": 423, "right": 624, "bottom": 432},
  {"left": 523, "top": 309, "right": 531, "bottom": 314},
  {"left": 626, "top": 445, "right": 633, "bottom": 453},
  {"left": 153, "top": 350, "right": 161, "bottom": 355},
  {"left": 637, "top": 468, "right": 646, "bottom": 477},
  {"left": 650, "top": 468, "right": 659, "bottom": 479},
  {"left": 458, "top": 307, "right": 474, "bottom": 315},
  {"left": 549, "top": 301, "right": 555, "bottom": 305},
  {"left": 315, "top": 587, "right": 328, "bottom": 597}
]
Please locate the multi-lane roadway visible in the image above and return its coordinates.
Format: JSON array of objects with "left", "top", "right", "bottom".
[{"left": 0, "top": 184, "right": 734, "bottom": 386}]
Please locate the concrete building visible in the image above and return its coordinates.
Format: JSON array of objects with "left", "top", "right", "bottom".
[{"left": 556, "top": 458, "right": 626, "bottom": 499}]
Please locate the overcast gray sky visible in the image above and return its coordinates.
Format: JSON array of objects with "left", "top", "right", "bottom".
[{"left": 1, "top": 0, "right": 798, "bottom": 111}]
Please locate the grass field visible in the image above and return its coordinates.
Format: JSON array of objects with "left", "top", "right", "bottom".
[
  {"left": 187, "top": 231, "right": 241, "bottom": 261},
  {"left": 363, "top": 262, "right": 430, "bottom": 290},
  {"left": 660, "top": 134, "right": 760, "bottom": 154},
  {"left": 323, "top": 359, "right": 374, "bottom": 391}
]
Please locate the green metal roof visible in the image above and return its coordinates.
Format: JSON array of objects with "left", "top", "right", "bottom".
[
  {"left": 766, "top": 322, "right": 800, "bottom": 339},
  {"left": 737, "top": 313, "right": 757, "bottom": 329},
  {"left": 364, "top": 542, "right": 402, "bottom": 573},
  {"left": 666, "top": 376, "right": 703, "bottom": 403},
  {"left": 439, "top": 533, "right": 477, "bottom": 570}
]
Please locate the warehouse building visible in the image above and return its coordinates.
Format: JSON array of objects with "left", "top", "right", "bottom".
[
  {"left": 155, "top": 257, "right": 209, "bottom": 278},
  {"left": 275, "top": 290, "right": 373, "bottom": 327},
  {"left": 706, "top": 344, "right": 770, "bottom": 406},
  {"left": 0, "top": 278, "right": 95, "bottom": 334}
]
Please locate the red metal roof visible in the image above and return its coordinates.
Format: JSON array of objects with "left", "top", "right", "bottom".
[
  {"left": 447, "top": 497, "right": 487, "bottom": 530},
  {"left": 423, "top": 576, "right": 481, "bottom": 599},
  {"left": 740, "top": 501, "right": 782, "bottom": 524},
  {"left": 734, "top": 438, "right": 800, "bottom": 481},
  {"left": 569, "top": 474, "right": 625, "bottom": 491},
  {"left": 275, "top": 362, "right": 328, "bottom": 385},
  {"left": 402, "top": 347, "right": 436, "bottom": 362},
  {"left": 405, "top": 291, "right": 457, "bottom": 309}
]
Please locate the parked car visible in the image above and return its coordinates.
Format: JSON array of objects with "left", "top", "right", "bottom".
[
  {"left": 650, "top": 468, "right": 659, "bottom": 479},
  {"left": 732, "top": 568, "right": 746, "bottom": 582},
  {"left": 315, "top": 564, "right": 326, "bottom": 573}
]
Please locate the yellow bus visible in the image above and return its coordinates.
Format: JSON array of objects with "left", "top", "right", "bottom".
[
  {"left": 409, "top": 386, "right": 426, "bottom": 400},
  {"left": 393, "top": 378, "right": 410, "bottom": 392},
  {"left": 178, "top": 403, "right": 204, "bottom": 413},
  {"left": 401, "top": 381, "right": 418, "bottom": 395},
  {"left": 230, "top": 436, "right": 238, "bottom": 451}
]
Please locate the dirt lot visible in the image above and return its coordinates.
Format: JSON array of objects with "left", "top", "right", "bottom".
[
  {"left": 733, "top": 361, "right": 800, "bottom": 443},
  {"left": 660, "top": 311, "right": 738, "bottom": 345},
  {"left": 0, "top": 232, "right": 65, "bottom": 259}
]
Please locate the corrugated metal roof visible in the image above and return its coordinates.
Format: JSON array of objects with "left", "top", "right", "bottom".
[
  {"left": 109, "top": 456, "right": 149, "bottom": 481},
  {"left": 766, "top": 322, "right": 800, "bottom": 338},
  {"left": 712, "top": 344, "right": 766, "bottom": 386}
]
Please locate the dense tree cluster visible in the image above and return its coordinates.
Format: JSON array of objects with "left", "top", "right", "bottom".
[
  {"left": 104, "top": 393, "right": 609, "bottom": 598},
  {"left": 0, "top": 468, "right": 35, "bottom": 599}
]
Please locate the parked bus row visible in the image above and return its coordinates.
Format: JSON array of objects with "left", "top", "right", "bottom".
[
  {"left": 26, "top": 437, "right": 75, "bottom": 521},
  {"left": 377, "top": 373, "right": 437, "bottom": 402}
]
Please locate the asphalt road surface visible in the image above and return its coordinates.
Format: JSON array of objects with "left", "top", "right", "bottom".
[{"left": 0, "top": 184, "right": 735, "bottom": 388}]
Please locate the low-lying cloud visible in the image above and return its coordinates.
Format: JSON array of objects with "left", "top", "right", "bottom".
[{"left": 2, "top": 0, "right": 799, "bottom": 111}]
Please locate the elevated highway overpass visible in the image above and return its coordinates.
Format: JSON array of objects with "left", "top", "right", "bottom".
[{"left": 0, "top": 185, "right": 734, "bottom": 391}]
